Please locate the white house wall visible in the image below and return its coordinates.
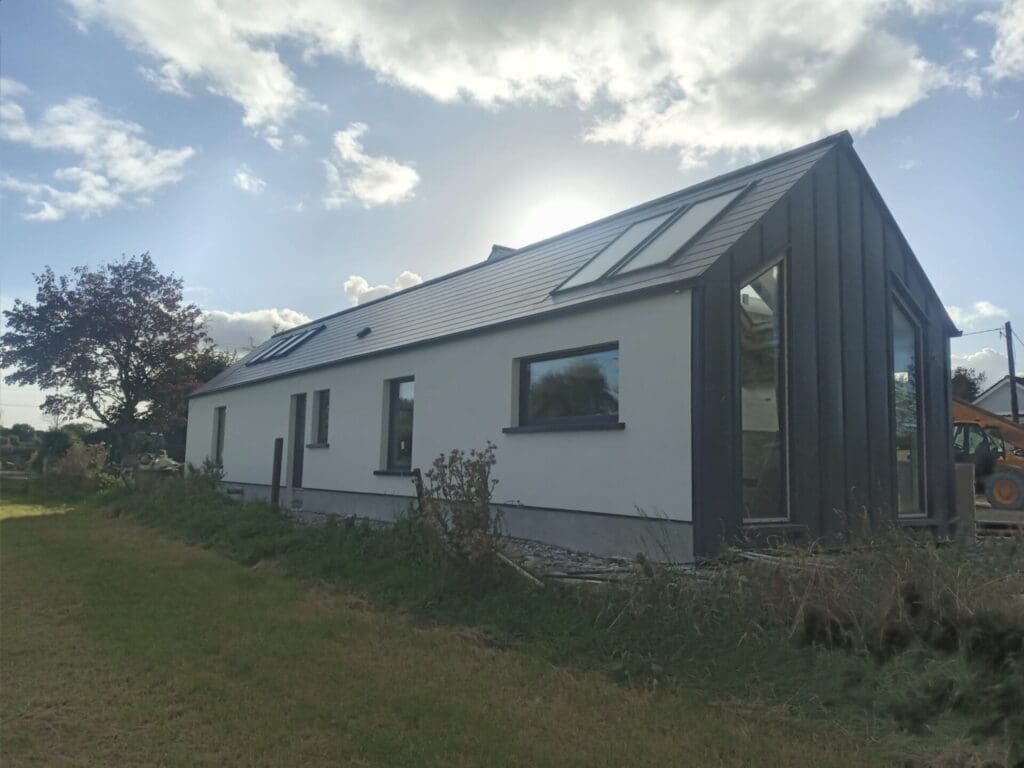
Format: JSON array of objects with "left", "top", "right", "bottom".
[
  {"left": 186, "top": 290, "right": 693, "bottom": 523},
  {"left": 974, "top": 378, "right": 1024, "bottom": 418}
]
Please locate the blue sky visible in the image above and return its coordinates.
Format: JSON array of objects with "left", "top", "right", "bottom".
[{"left": 1, "top": 0, "right": 1022, "bottom": 428}]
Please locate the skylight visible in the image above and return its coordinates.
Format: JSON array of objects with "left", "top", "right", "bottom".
[
  {"left": 613, "top": 187, "right": 745, "bottom": 276},
  {"left": 245, "top": 325, "right": 325, "bottom": 366},
  {"left": 557, "top": 211, "right": 675, "bottom": 291},
  {"left": 554, "top": 185, "right": 749, "bottom": 293}
]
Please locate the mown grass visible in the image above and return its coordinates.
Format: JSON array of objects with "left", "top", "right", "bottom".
[{"left": 1, "top": 476, "right": 1020, "bottom": 766}]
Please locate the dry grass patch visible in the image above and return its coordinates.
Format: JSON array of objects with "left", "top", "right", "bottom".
[{"left": 0, "top": 502, "right": 955, "bottom": 768}]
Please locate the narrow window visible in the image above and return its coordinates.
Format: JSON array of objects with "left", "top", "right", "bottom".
[
  {"left": 519, "top": 345, "right": 619, "bottom": 427},
  {"left": 312, "top": 389, "right": 330, "bottom": 445},
  {"left": 891, "top": 299, "right": 925, "bottom": 516},
  {"left": 739, "top": 262, "right": 787, "bottom": 520},
  {"left": 386, "top": 378, "right": 415, "bottom": 470},
  {"left": 212, "top": 406, "right": 226, "bottom": 467},
  {"left": 290, "top": 393, "right": 307, "bottom": 487}
]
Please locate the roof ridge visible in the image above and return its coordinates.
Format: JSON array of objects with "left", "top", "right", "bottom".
[{"left": 263, "top": 132, "right": 849, "bottom": 340}]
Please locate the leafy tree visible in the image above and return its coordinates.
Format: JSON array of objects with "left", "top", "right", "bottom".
[
  {"left": 1, "top": 253, "right": 219, "bottom": 457},
  {"left": 7, "top": 423, "right": 36, "bottom": 444},
  {"left": 951, "top": 366, "right": 987, "bottom": 402}
]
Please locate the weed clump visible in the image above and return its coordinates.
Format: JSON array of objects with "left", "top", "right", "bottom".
[{"left": 407, "top": 441, "right": 506, "bottom": 591}]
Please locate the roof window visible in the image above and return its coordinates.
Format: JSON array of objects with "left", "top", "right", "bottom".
[
  {"left": 554, "top": 185, "right": 749, "bottom": 292},
  {"left": 245, "top": 325, "right": 325, "bottom": 366}
]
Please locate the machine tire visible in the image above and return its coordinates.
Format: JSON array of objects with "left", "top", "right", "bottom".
[{"left": 985, "top": 470, "right": 1024, "bottom": 510}]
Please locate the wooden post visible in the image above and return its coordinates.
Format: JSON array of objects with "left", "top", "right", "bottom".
[
  {"left": 270, "top": 438, "right": 283, "bottom": 509},
  {"left": 1007, "top": 321, "right": 1020, "bottom": 424}
]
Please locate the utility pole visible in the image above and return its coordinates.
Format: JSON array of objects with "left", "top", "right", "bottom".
[{"left": 1007, "top": 321, "right": 1020, "bottom": 424}]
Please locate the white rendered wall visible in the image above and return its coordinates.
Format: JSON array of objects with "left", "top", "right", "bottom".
[{"left": 186, "top": 290, "right": 693, "bottom": 521}]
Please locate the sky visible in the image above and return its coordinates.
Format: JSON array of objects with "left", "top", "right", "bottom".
[{"left": 1, "top": 0, "right": 1022, "bottom": 429}]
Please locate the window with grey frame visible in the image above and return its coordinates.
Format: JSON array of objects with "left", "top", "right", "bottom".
[
  {"left": 517, "top": 344, "right": 619, "bottom": 428},
  {"left": 212, "top": 406, "right": 226, "bottom": 467},
  {"left": 738, "top": 261, "right": 788, "bottom": 520},
  {"left": 891, "top": 297, "right": 925, "bottom": 516},
  {"left": 312, "top": 389, "right": 330, "bottom": 446},
  {"left": 386, "top": 378, "right": 414, "bottom": 471}
]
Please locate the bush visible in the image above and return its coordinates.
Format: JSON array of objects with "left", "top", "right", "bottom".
[
  {"left": 49, "top": 438, "right": 116, "bottom": 490},
  {"left": 410, "top": 442, "right": 505, "bottom": 589}
]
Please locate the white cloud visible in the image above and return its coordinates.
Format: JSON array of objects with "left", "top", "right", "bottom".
[
  {"left": 201, "top": 307, "right": 311, "bottom": 350},
  {"left": 951, "top": 347, "right": 1010, "bottom": 386},
  {"left": 0, "top": 91, "right": 194, "bottom": 220},
  {"left": 68, "top": 0, "right": 314, "bottom": 147},
  {"left": 945, "top": 300, "right": 1009, "bottom": 330},
  {"left": 0, "top": 77, "right": 29, "bottom": 97},
  {"left": 138, "top": 63, "right": 190, "bottom": 96},
  {"left": 323, "top": 123, "right": 419, "bottom": 208},
  {"left": 985, "top": 0, "right": 1024, "bottom": 79},
  {"left": 232, "top": 164, "right": 266, "bottom": 194},
  {"left": 344, "top": 271, "right": 423, "bottom": 305},
  {"left": 67, "top": 0, "right": 975, "bottom": 165}
]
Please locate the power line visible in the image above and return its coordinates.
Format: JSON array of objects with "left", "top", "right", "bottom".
[{"left": 959, "top": 326, "right": 1005, "bottom": 337}]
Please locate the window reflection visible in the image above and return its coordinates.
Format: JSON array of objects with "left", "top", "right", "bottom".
[
  {"left": 387, "top": 379, "right": 414, "bottom": 470},
  {"left": 521, "top": 347, "right": 619, "bottom": 426},
  {"left": 739, "top": 263, "right": 787, "bottom": 520},
  {"left": 892, "top": 303, "right": 923, "bottom": 515}
]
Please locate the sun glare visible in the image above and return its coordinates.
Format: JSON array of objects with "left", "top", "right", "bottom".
[{"left": 507, "top": 194, "right": 612, "bottom": 247}]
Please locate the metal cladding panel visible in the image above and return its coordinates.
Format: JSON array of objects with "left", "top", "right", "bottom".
[{"left": 194, "top": 138, "right": 837, "bottom": 396}]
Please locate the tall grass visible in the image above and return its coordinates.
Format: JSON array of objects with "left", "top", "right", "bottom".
[{"left": 9, "top": 474, "right": 1023, "bottom": 764}]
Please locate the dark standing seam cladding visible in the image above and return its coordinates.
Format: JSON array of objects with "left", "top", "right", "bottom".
[{"left": 691, "top": 142, "right": 956, "bottom": 557}]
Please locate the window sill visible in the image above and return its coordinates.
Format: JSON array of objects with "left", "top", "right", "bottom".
[
  {"left": 306, "top": 442, "right": 329, "bottom": 449},
  {"left": 373, "top": 468, "right": 417, "bottom": 477},
  {"left": 502, "top": 422, "right": 625, "bottom": 434}
]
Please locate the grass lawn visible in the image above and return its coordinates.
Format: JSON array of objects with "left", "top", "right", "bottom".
[{"left": 0, "top": 497, "right": 1004, "bottom": 767}]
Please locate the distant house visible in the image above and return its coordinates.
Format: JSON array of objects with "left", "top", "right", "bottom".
[
  {"left": 973, "top": 375, "right": 1024, "bottom": 419},
  {"left": 186, "top": 132, "right": 959, "bottom": 562}
]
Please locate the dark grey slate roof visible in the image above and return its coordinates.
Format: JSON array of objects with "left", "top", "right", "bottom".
[{"left": 194, "top": 133, "right": 844, "bottom": 397}]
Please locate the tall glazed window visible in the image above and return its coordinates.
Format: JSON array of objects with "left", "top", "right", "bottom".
[
  {"left": 739, "top": 262, "right": 787, "bottom": 520},
  {"left": 891, "top": 300, "right": 925, "bottom": 516}
]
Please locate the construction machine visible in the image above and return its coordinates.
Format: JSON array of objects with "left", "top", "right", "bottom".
[{"left": 953, "top": 399, "right": 1024, "bottom": 510}]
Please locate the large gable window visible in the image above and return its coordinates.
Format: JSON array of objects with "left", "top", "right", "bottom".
[
  {"left": 891, "top": 299, "right": 925, "bottom": 516},
  {"left": 517, "top": 345, "right": 619, "bottom": 428},
  {"left": 739, "top": 262, "right": 787, "bottom": 521}
]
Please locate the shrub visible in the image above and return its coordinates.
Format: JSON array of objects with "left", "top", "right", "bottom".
[
  {"left": 49, "top": 438, "right": 116, "bottom": 490},
  {"left": 410, "top": 442, "right": 505, "bottom": 589}
]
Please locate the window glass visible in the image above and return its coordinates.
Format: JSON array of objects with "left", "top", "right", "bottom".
[
  {"left": 953, "top": 424, "right": 966, "bottom": 454},
  {"left": 557, "top": 213, "right": 673, "bottom": 291},
  {"left": 246, "top": 325, "right": 324, "bottom": 365},
  {"left": 520, "top": 346, "right": 619, "bottom": 426},
  {"left": 985, "top": 428, "right": 1005, "bottom": 455},
  {"left": 213, "top": 406, "right": 226, "bottom": 466},
  {"left": 616, "top": 188, "right": 744, "bottom": 275},
  {"left": 387, "top": 379, "right": 414, "bottom": 470},
  {"left": 314, "top": 389, "right": 330, "bottom": 444},
  {"left": 892, "top": 302, "right": 924, "bottom": 515},
  {"left": 739, "top": 263, "right": 787, "bottom": 520}
]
